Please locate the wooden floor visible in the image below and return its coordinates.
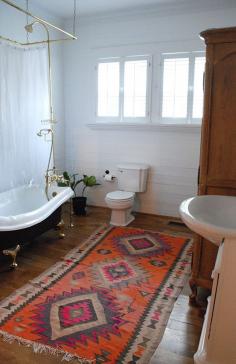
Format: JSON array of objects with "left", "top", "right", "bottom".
[{"left": 0, "top": 206, "right": 203, "bottom": 364}]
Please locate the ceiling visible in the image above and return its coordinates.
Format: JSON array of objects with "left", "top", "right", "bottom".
[
  {"left": 32, "top": 0, "right": 234, "bottom": 19},
  {"left": 32, "top": 0, "right": 187, "bottom": 19}
]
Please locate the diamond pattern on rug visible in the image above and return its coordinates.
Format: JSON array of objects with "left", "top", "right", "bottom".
[
  {"left": 90, "top": 257, "right": 150, "bottom": 289},
  {"left": 102, "top": 260, "right": 135, "bottom": 283},
  {"left": 114, "top": 232, "right": 172, "bottom": 257},
  {"left": 30, "top": 287, "right": 126, "bottom": 346}
]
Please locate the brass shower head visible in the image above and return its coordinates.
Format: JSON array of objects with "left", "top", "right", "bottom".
[
  {"left": 25, "top": 23, "right": 34, "bottom": 33},
  {"left": 25, "top": 21, "right": 41, "bottom": 33}
]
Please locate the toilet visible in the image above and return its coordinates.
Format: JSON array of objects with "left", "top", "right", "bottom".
[{"left": 105, "top": 163, "right": 149, "bottom": 226}]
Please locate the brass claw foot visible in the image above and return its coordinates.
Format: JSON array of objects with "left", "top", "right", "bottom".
[
  {"left": 56, "top": 220, "right": 66, "bottom": 239},
  {"left": 3, "top": 244, "right": 21, "bottom": 269}
]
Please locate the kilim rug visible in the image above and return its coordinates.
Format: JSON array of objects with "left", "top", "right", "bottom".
[{"left": 0, "top": 225, "right": 192, "bottom": 364}]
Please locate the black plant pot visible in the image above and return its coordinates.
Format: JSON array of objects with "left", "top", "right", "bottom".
[{"left": 72, "top": 196, "right": 87, "bottom": 216}]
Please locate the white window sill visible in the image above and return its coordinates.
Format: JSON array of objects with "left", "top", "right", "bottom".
[{"left": 86, "top": 123, "right": 201, "bottom": 133}]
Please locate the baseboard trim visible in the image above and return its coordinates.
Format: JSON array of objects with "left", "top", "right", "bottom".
[{"left": 87, "top": 204, "right": 181, "bottom": 222}]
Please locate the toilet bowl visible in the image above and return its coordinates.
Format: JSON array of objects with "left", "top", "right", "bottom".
[
  {"left": 105, "top": 191, "right": 135, "bottom": 226},
  {"left": 105, "top": 163, "right": 149, "bottom": 226}
]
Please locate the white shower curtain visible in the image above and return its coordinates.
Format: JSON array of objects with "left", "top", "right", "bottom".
[{"left": 0, "top": 42, "right": 50, "bottom": 192}]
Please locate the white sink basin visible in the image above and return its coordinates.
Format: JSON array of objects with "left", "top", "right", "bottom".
[{"left": 179, "top": 195, "right": 236, "bottom": 246}]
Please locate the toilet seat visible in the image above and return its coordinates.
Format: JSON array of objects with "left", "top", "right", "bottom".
[{"left": 106, "top": 190, "right": 135, "bottom": 201}]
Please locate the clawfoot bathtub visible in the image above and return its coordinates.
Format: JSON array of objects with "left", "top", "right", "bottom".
[{"left": 0, "top": 184, "right": 73, "bottom": 268}]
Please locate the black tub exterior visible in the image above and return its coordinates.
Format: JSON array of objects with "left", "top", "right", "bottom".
[{"left": 0, "top": 206, "right": 62, "bottom": 251}]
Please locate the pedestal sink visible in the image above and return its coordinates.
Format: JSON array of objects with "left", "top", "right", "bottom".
[
  {"left": 180, "top": 195, "right": 236, "bottom": 364},
  {"left": 180, "top": 195, "right": 236, "bottom": 246}
]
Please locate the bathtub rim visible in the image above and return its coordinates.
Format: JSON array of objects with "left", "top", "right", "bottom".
[{"left": 0, "top": 185, "right": 73, "bottom": 232}]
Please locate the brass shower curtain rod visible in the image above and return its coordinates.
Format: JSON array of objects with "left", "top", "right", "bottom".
[{"left": 0, "top": 0, "right": 77, "bottom": 46}]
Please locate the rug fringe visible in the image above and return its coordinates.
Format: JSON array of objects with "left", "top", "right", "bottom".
[{"left": 0, "top": 330, "right": 95, "bottom": 363}]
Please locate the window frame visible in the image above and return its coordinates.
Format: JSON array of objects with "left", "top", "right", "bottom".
[
  {"left": 95, "top": 55, "right": 152, "bottom": 123},
  {"left": 160, "top": 51, "right": 205, "bottom": 124}
]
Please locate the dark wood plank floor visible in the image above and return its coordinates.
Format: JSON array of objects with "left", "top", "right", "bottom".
[{"left": 0, "top": 206, "right": 203, "bottom": 363}]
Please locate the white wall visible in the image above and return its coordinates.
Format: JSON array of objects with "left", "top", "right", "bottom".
[
  {"left": 0, "top": 0, "right": 65, "bottom": 170},
  {"left": 63, "top": 4, "right": 236, "bottom": 217}
]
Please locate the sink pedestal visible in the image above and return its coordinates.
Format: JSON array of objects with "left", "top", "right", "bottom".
[{"left": 194, "top": 238, "right": 236, "bottom": 364}]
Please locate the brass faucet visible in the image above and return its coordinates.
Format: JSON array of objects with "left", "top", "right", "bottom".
[{"left": 45, "top": 169, "right": 68, "bottom": 200}]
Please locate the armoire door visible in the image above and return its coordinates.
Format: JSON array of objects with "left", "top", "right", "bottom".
[{"left": 204, "top": 42, "right": 236, "bottom": 190}]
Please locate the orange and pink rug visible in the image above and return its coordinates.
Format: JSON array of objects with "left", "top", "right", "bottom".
[{"left": 0, "top": 225, "right": 192, "bottom": 363}]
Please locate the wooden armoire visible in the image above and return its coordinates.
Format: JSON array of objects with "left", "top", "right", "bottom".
[{"left": 190, "top": 27, "right": 236, "bottom": 305}]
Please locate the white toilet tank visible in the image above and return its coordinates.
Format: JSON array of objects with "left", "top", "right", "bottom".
[{"left": 117, "top": 163, "right": 149, "bottom": 192}]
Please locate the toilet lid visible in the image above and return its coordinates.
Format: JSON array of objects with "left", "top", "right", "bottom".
[{"left": 106, "top": 191, "right": 134, "bottom": 201}]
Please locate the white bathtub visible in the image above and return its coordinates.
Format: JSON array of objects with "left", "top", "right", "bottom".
[{"left": 0, "top": 184, "right": 73, "bottom": 231}]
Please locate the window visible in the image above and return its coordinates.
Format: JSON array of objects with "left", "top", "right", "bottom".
[
  {"left": 96, "top": 56, "right": 151, "bottom": 122},
  {"left": 192, "top": 56, "right": 205, "bottom": 119},
  {"left": 94, "top": 51, "right": 205, "bottom": 128},
  {"left": 162, "top": 57, "right": 189, "bottom": 118},
  {"left": 161, "top": 53, "right": 205, "bottom": 123},
  {"left": 124, "top": 59, "right": 148, "bottom": 118},
  {"left": 97, "top": 61, "right": 120, "bottom": 117}
]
